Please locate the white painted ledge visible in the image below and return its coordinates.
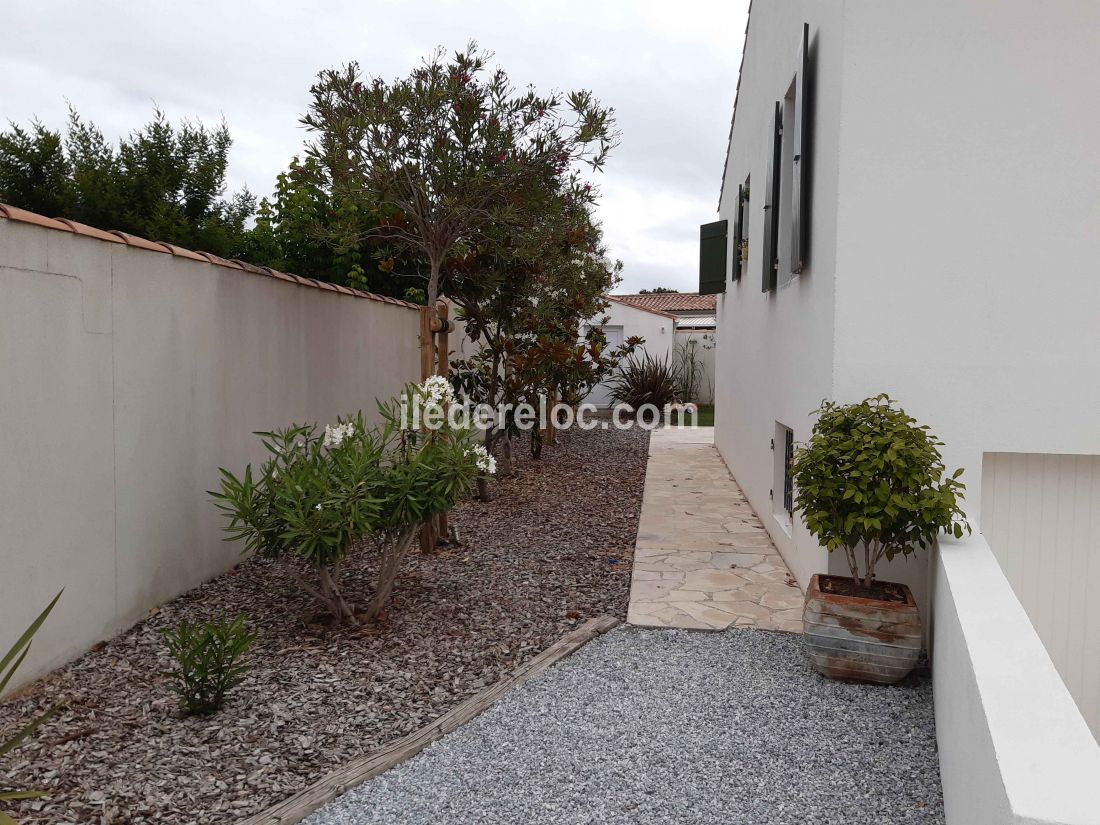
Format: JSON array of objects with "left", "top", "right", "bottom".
[{"left": 932, "top": 533, "right": 1100, "bottom": 825}]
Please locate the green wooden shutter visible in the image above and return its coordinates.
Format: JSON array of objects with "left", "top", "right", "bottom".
[
  {"left": 699, "top": 219, "right": 728, "bottom": 295},
  {"left": 732, "top": 184, "right": 744, "bottom": 282},
  {"left": 762, "top": 101, "right": 782, "bottom": 292},
  {"left": 791, "top": 22, "right": 810, "bottom": 274}
]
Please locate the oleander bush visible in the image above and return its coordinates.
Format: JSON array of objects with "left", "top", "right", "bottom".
[
  {"left": 211, "top": 379, "right": 486, "bottom": 625},
  {"left": 161, "top": 617, "right": 256, "bottom": 716}
]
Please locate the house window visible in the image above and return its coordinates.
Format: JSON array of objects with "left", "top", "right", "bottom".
[
  {"left": 762, "top": 22, "right": 811, "bottom": 293},
  {"left": 783, "top": 427, "right": 795, "bottom": 516},
  {"left": 761, "top": 102, "right": 781, "bottom": 292},
  {"left": 773, "top": 422, "right": 795, "bottom": 532},
  {"left": 777, "top": 78, "right": 797, "bottom": 287},
  {"left": 733, "top": 176, "right": 749, "bottom": 282}
]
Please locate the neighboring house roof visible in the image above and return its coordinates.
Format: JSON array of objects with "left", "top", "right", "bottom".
[
  {"left": 602, "top": 294, "right": 677, "bottom": 321},
  {"left": 612, "top": 293, "right": 717, "bottom": 314},
  {"left": 676, "top": 315, "right": 717, "bottom": 329},
  {"left": 0, "top": 203, "right": 420, "bottom": 309}
]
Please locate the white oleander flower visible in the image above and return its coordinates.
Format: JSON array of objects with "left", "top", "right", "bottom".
[
  {"left": 465, "top": 444, "right": 497, "bottom": 475},
  {"left": 323, "top": 421, "right": 356, "bottom": 449},
  {"left": 420, "top": 375, "right": 455, "bottom": 407}
]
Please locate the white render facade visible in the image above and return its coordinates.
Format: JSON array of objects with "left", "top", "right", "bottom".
[
  {"left": 710, "top": 2, "right": 1100, "bottom": 823},
  {"left": 583, "top": 298, "right": 675, "bottom": 407},
  {"left": 714, "top": 0, "right": 1100, "bottom": 591}
]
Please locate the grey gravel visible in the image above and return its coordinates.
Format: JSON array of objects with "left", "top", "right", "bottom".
[{"left": 304, "top": 626, "right": 944, "bottom": 825}]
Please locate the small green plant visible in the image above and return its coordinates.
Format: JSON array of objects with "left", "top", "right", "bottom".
[
  {"left": 607, "top": 351, "right": 680, "bottom": 413},
  {"left": 161, "top": 617, "right": 256, "bottom": 716},
  {"left": 2, "top": 591, "right": 64, "bottom": 822},
  {"left": 791, "top": 394, "right": 970, "bottom": 590}
]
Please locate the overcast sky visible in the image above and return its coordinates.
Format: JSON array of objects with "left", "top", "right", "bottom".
[{"left": 1, "top": 0, "right": 749, "bottom": 293}]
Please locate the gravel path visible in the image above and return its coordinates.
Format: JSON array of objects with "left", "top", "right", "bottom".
[
  {"left": 0, "top": 427, "right": 648, "bottom": 824},
  {"left": 305, "top": 627, "right": 944, "bottom": 825}
]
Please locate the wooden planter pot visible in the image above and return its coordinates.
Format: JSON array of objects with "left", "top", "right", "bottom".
[{"left": 802, "top": 574, "right": 921, "bottom": 685}]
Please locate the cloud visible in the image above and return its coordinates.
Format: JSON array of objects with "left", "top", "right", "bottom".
[{"left": 1, "top": 0, "right": 749, "bottom": 292}]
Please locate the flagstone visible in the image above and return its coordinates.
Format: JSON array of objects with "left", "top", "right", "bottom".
[{"left": 626, "top": 427, "right": 804, "bottom": 635}]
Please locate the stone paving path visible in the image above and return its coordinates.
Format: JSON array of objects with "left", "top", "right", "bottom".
[{"left": 626, "top": 427, "right": 804, "bottom": 632}]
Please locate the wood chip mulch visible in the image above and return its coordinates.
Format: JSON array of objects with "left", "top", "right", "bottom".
[{"left": 0, "top": 426, "right": 649, "bottom": 824}]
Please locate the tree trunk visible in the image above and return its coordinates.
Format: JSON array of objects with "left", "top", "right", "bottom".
[
  {"left": 844, "top": 545, "right": 860, "bottom": 583},
  {"left": 317, "top": 563, "right": 358, "bottom": 625},
  {"left": 499, "top": 432, "right": 514, "bottom": 476},
  {"left": 427, "top": 256, "right": 441, "bottom": 307},
  {"left": 366, "top": 526, "right": 418, "bottom": 621},
  {"left": 476, "top": 475, "right": 491, "bottom": 501},
  {"left": 862, "top": 543, "right": 875, "bottom": 590}
]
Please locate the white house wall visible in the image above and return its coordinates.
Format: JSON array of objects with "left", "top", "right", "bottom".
[
  {"left": 584, "top": 300, "right": 674, "bottom": 407},
  {"left": 713, "top": 0, "right": 846, "bottom": 587},
  {"left": 831, "top": 0, "right": 1100, "bottom": 522},
  {"left": 716, "top": 0, "right": 1100, "bottom": 602}
]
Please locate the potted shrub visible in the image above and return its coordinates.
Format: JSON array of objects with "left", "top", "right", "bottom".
[{"left": 790, "top": 395, "right": 969, "bottom": 684}]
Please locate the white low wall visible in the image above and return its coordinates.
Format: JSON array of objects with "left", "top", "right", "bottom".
[
  {"left": 932, "top": 533, "right": 1100, "bottom": 825},
  {"left": 980, "top": 452, "right": 1100, "bottom": 741},
  {"left": 674, "top": 329, "right": 715, "bottom": 405},
  {"left": 0, "top": 211, "right": 421, "bottom": 687}
]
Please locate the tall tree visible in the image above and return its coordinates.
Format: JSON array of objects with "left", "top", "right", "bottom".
[
  {"left": 242, "top": 156, "right": 428, "bottom": 299},
  {"left": 0, "top": 107, "right": 255, "bottom": 258},
  {"left": 450, "top": 189, "right": 634, "bottom": 486},
  {"left": 299, "top": 43, "right": 617, "bottom": 305}
]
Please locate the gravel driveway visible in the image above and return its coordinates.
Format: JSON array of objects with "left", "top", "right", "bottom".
[{"left": 305, "top": 627, "right": 944, "bottom": 825}]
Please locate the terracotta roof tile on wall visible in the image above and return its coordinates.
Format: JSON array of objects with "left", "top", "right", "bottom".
[
  {"left": 0, "top": 203, "right": 420, "bottom": 310},
  {"left": 611, "top": 293, "right": 718, "bottom": 313}
]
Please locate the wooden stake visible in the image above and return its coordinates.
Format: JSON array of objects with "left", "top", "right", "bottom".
[
  {"left": 240, "top": 615, "right": 621, "bottom": 825},
  {"left": 546, "top": 389, "right": 558, "bottom": 445}
]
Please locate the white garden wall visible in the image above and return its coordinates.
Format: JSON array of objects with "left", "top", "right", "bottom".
[
  {"left": 932, "top": 532, "right": 1100, "bottom": 825},
  {"left": 0, "top": 210, "right": 421, "bottom": 688},
  {"left": 674, "top": 329, "right": 715, "bottom": 405},
  {"left": 981, "top": 452, "right": 1100, "bottom": 741}
]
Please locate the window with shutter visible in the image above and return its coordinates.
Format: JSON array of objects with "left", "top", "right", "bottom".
[
  {"left": 791, "top": 22, "right": 810, "bottom": 274},
  {"left": 730, "top": 182, "right": 748, "bottom": 283},
  {"left": 761, "top": 101, "right": 781, "bottom": 292},
  {"left": 698, "top": 219, "right": 727, "bottom": 295},
  {"left": 732, "top": 184, "right": 744, "bottom": 283}
]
